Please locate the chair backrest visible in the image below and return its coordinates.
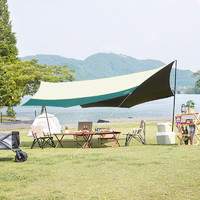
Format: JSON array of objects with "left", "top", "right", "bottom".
[
  {"left": 133, "top": 120, "right": 145, "bottom": 135},
  {"left": 78, "top": 122, "right": 93, "bottom": 131},
  {"left": 140, "top": 120, "right": 145, "bottom": 130},
  {"left": 31, "top": 126, "right": 44, "bottom": 138}
]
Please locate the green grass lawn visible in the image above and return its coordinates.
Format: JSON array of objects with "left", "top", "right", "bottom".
[{"left": 0, "top": 122, "right": 199, "bottom": 200}]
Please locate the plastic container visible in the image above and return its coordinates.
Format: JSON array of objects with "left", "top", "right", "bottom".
[
  {"left": 156, "top": 123, "right": 175, "bottom": 144},
  {"left": 156, "top": 132, "right": 176, "bottom": 144},
  {"left": 157, "top": 123, "right": 172, "bottom": 132}
]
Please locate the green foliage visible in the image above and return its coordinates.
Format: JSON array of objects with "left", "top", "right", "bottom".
[
  {"left": 186, "top": 100, "right": 195, "bottom": 108},
  {"left": 193, "top": 70, "right": 200, "bottom": 90},
  {"left": 0, "top": 0, "right": 18, "bottom": 64},
  {"left": 0, "top": 0, "right": 19, "bottom": 113},
  {"left": 6, "top": 106, "right": 16, "bottom": 117},
  {"left": 0, "top": 59, "right": 75, "bottom": 107}
]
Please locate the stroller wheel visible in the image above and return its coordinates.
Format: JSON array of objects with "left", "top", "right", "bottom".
[{"left": 15, "top": 151, "right": 28, "bottom": 162}]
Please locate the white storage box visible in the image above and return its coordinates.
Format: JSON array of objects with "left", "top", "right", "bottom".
[
  {"left": 157, "top": 123, "right": 172, "bottom": 132},
  {"left": 156, "top": 132, "right": 176, "bottom": 145}
]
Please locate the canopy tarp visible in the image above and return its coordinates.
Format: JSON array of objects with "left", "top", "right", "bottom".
[{"left": 23, "top": 61, "right": 174, "bottom": 108}]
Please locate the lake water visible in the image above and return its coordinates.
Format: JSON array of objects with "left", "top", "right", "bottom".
[{"left": 0, "top": 94, "right": 199, "bottom": 124}]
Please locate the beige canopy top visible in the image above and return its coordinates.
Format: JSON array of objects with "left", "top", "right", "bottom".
[{"left": 24, "top": 61, "right": 175, "bottom": 108}]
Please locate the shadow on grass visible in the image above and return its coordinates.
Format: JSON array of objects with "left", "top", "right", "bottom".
[
  {"left": 146, "top": 143, "right": 178, "bottom": 147},
  {"left": 0, "top": 157, "right": 13, "bottom": 161},
  {"left": 20, "top": 138, "right": 124, "bottom": 149}
]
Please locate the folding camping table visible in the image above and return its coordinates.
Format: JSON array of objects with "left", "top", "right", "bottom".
[
  {"left": 54, "top": 131, "right": 121, "bottom": 148},
  {"left": 54, "top": 132, "right": 93, "bottom": 148}
]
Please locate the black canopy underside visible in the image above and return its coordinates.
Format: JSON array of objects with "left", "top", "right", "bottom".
[{"left": 81, "top": 61, "right": 174, "bottom": 108}]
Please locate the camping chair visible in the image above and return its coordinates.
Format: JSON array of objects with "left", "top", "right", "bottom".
[
  {"left": 74, "top": 122, "right": 93, "bottom": 146},
  {"left": 31, "top": 126, "right": 55, "bottom": 149},
  {"left": 125, "top": 120, "right": 146, "bottom": 146}
]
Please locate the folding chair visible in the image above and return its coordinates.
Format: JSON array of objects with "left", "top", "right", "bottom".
[
  {"left": 125, "top": 120, "right": 146, "bottom": 146},
  {"left": 31, "top": 126, "right": 55, "bottom": 149}
]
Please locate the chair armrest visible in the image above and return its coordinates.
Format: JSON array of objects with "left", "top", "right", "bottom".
[
  {"left": 133, "top": 128, "right": 142, "bottom": 131},
  {"left": 124, "top": 128, "right": 142, "bottom": 136},
  {"left": 43, "top": 132, "right": 51, "bottom": 136}
]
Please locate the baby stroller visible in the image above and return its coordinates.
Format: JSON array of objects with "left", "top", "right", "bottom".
[{"left": 0, "top": 131, "right": 28, "bottom": 162}]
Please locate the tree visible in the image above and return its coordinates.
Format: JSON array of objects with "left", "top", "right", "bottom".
[
  {"left": 193, "top": 71, "right": 200, "bottom": 88},
  {"left": 0, "top": 0, "right": 18, "bottom": 64},
  {"left": 0, "top": 59, "right": 75, "bottom": 114},
  {"left": 0, "top": 0, "right": 18, "bottom": 115},
  {"left": 0, "top": 1, "right": 75, "bottom": 116}
]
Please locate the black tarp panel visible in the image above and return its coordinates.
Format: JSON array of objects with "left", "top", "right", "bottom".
[{"left": 81, "top": 61, "right": 174, "bottom": 108}]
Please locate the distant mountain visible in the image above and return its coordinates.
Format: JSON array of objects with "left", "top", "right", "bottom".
[
  {"left": 21, "top": 54, "right": 68, "bottom": 66},
  {"left": 21, "top": 53, "right": 197, "bottom": 88}
]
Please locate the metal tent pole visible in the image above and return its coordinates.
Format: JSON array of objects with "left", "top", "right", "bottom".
[
  {"left": 45, "top": 106, "right": 51, "bottom": 134},
  {"left": 172, "top": 60, "right": 177, "bottom": 132}
]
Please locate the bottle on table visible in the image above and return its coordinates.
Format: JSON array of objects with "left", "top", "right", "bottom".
[
  {"left": 185, "top": 126, "right": 188, "bottom": 134},
  {"left": 184, "top": 126, "right": 189, "bottom": 145},
  {"left": 181, "top": 126, "right": 185, "bottom": 134}
]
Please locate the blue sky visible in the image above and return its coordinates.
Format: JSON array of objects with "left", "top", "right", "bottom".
[{"left": 7, "top": 0, "right": 200, "bottom": 71}]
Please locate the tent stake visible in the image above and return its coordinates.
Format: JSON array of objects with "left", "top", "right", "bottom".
[
  {"left": 172, "top": 60, "right": 177, "bottom": 132},
  {"left": 45, "top": 106, "right": 51, "bottom": 134}
]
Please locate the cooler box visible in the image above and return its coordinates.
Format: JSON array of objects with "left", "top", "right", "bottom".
[
  {"left": 157, "top": 123, "right": 175, "bottom": 144},
  {"left": 157, "top": 123, "right": 172, "bottom": 132},
  {"left": 156, "top": 132, "right": 175, "bottom": 145}
]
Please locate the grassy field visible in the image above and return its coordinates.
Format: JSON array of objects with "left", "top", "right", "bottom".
[{"left": 0, "top": 122, "right": 199, "bottom": 200}]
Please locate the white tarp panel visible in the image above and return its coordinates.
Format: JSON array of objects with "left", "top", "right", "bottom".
[{"left": 31, "top": 66, "right": 165, "bottom": 100}]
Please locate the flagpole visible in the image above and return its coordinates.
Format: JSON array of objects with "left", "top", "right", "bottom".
[{"left": 172, "top": 60, "right": 177, "bottom": 132}]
